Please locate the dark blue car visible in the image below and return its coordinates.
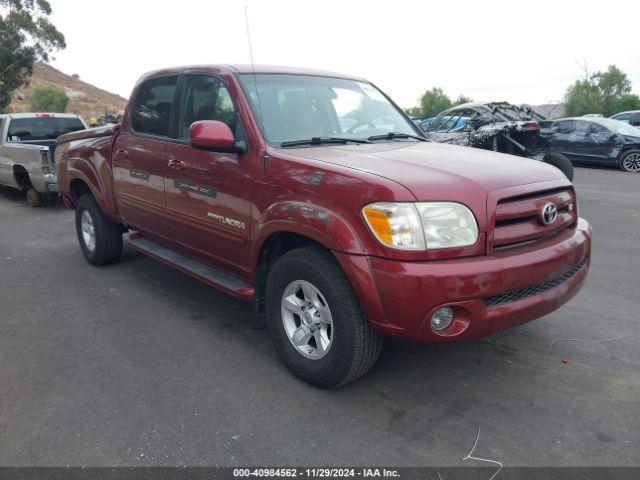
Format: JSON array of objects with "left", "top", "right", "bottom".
[{"left": 545, "top": 117, "right": 640, "bottom": 172}]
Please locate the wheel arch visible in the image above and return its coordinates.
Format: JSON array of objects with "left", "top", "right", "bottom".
[
  {"left": 253, "top": 231, "right": 328, "bottom": 322},
  {"left": 65, "top": 158, "right": 120, "bottom": 220},
  {"left": 12, "top": 164, "right": 31, "bottom": 189}
]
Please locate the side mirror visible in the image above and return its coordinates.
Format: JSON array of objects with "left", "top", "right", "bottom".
[{"left": 189, "top": 120, "right": 246, "bottom": 153}]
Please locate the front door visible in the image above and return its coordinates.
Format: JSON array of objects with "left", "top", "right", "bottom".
[
  {"left": 112, "top": 75, "right": 178, "bottom": 238},
  {"left": 578, "top": 121, "right": 617, "bottom": 163},
  {"left": 164, "top": 74, "right": 254, "bottom": 277}
]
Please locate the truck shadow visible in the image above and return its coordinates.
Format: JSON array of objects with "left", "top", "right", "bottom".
[
  {"left": 117, "top": 243, "right": 560, "bottom": 410},
  {"left": 0, "top": 185, "right": 67, "bottom": 210}
]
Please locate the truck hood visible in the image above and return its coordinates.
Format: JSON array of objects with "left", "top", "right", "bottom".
[{"left": 278, "top": 141, "right": 567, "bottom": 202}]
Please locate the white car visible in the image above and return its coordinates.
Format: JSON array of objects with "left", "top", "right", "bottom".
[{"left": 0, "top": 113, "right": 86, "bottom": 206}]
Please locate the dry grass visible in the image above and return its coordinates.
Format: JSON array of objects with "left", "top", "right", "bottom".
[{"left": 8, "top": 63, "right": 128, "bottom": 123}]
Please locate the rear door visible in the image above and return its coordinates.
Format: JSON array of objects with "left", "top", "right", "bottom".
[
  {"left": 163, "top": 74, "right": 254, "bottom": 276},
  {"left": 112, "top": 75, "right": 178, "bottom": 238},
  {"left": 548, "top": 120, "right": 578, "bottom": 159}
]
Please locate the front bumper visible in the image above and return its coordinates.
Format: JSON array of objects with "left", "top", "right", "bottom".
[{"left": 337, "top": 218, "right": 591, "bottom": 343}]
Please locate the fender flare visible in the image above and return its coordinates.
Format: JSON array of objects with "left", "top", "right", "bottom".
[
  {"left": 67, "top": 156, "right": 120, "bottom": 221},
  {"left": 251, "top": 200, "right": 366, "bottom": 268},
  {"left": 251, "top": 201, "right": 389, "bottom": 326}
]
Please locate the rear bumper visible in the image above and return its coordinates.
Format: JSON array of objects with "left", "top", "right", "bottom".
[
  {"left": 29, "top": 173, "right": 58, "bottom": 193},
  {"left": 336, "top": 218, "right": 591, "bottom": 343}
]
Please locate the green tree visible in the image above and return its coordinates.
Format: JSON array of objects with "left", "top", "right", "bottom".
[
  {"left": 29, "top": 85, "right": 68, "bottom": 112},
  {"left": 420, "top": 87, "right": 453, "bottom": 118},
  {"left": 564, "top": 65, "right": 640, "bottom": 117},
  {"left": 404, "top": 106, "right": 423, "bottom": 118},
  {"left": 408, "top": 89, "right": 473, "bottom": 118},
  {"left": 0, "top": 0, "right": 65, "bottom": 112},
  {"left": 454, "top": 95, "right": 472, "bottom": 105}
]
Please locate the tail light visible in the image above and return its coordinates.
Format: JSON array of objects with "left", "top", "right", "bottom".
[
  {"left": 41, "top": 151, "right": 51, "bottom": 173},
  {"left": 521, "top": 122, "right": 539, "bottom": 131}
]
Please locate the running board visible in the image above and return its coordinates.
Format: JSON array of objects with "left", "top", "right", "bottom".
[{"left": 128, "top": 234, "right": 254, "bottom": 301}]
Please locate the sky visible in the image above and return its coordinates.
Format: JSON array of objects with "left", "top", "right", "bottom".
[{"left": 47, "top": 0, "right": 640, "bottom": 110}]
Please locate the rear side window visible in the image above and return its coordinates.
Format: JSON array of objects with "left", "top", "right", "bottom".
[
  {"left": 554, "top": 120, "right": 576, "bottom": 133},
  {"left": 131, "top": 76, "right": 178, "bottom": 136}
]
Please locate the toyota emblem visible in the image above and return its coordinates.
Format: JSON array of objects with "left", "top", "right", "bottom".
[{"left": 541, "top": 203, "right": 558, "bottom": 225}]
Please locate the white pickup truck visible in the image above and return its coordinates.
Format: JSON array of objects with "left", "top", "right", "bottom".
[{"left": 0, "top": 113, "right": 87, "bottom": 206}]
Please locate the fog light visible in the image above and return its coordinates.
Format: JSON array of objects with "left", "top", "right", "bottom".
[{"left": 431, "top": 307, "right": 454, "bottom": 331}]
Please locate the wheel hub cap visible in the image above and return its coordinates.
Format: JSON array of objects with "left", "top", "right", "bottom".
[
  {"left": 624, "top": 153, "right": 640, "bottom": 172},
  {"left": 80, "top": 210, "right": 96, "bottom": 252},
  {"left": 281, "top": 280, "right": 333, "bottom": 360}
]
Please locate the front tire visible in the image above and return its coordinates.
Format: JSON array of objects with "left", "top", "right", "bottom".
[
  {"left": 265, "top": 246, "right": 382, "bottom": 388},
  {"left": 75, "top": 194, "right": 123, "bottom": 266},
  {"left": 544, "top": 152, "right": 574, "bottom": 180},
  {"left": 619, "top": 150, "right": 640, "bottom": 173}
]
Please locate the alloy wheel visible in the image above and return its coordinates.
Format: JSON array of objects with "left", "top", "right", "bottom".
[
  {"left": 80, "top": 210, "right": 96, "bottom": 252},
  {"left": 281, "top": 280, "right": 334, "bottom": 360},
  {"left": 623, "top": 152, "right": 640, "bottom": 172}
]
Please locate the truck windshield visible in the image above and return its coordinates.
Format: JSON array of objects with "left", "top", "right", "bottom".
[
  {"left": 237, "top": 74, "right": 421, "bottom": 147},
  {"left": 7, "top": 117, "right": 85, "bottom": 142}
]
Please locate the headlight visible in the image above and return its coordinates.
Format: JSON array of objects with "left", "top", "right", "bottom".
[
  {"left": 362, "top": 203, "right": 426, "bottom": 250},
  {"left": 416, "top": 202, "right": 478, "bottom": 249},
  {"left": 363, "top": 202, "right": 478, "bottom": 250}
]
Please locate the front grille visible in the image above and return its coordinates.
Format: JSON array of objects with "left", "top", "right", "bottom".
[
  {"left": 483, "top": 257, "right": 587, "bottom": 307},
  {"left": 492, "top": 188, "right": 576, "bottom": 250}
]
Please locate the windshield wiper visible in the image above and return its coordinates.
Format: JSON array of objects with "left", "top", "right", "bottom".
[
  {"left": 280, "top": 136, "right": 372, "bottom": 147},
  {"left": 367, "top": 132, "right": 427, "bottom": 142}
]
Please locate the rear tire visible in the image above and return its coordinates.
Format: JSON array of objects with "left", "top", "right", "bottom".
[
  {"left": 265, "top": 246, "right": 382, "bottom": 388},
  {"left": 544, "top": 152, "right": 574, "bottom": 180},
  {"left": 619, "top": 150, "right": 640, "bottom": 173},
  {"left": 75, "top": 193, "right": 123, "bottom": 266},
  {"left": 26, "top": 188, "right": 44, "bottom": 208}
]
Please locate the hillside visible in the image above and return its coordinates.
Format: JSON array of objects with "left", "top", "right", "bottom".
[{"left": 8, "top": 63, "right": 128, "bottom": 122}]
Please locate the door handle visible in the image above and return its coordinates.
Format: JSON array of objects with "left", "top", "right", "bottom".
[
  {"left": 115, "top": 148, "right": 128, "bottom": 160},
  {"left": 167, "top": 158, "right": 188, "bottom": 170}
]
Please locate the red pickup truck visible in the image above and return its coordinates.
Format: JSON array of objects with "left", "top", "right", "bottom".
[{"left": 56, "top": 65, "right": 591, "bottom": 388}]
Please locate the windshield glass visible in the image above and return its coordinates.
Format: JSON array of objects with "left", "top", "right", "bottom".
[
  {"left": 596, "top": 118, "right": 640, "bottom": 136},
  {"left": 237, "top": 74, "right": 420, "bottom": 146},
  {"left": 7, "top": 116, "right": 85, "bottom": 141}
]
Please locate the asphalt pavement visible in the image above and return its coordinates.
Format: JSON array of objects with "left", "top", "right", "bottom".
[{"left": 0, "top": 166, "right": 638, "bottom": 467}]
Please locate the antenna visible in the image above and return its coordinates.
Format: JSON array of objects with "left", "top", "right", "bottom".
[{"left": 244, "top": 6, "right": 265, "bottom": 136}]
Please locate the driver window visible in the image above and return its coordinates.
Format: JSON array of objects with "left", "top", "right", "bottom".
[
  {"left": 177, "top": 75, "right": 238, "bottom": 140},
  {"left": 588, "top": 123, "right": 608, "bottom": 136}
]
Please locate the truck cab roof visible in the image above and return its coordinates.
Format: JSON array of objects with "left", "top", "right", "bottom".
[{"left": 136, "top": 64, "right": 367, "bottom": 83}]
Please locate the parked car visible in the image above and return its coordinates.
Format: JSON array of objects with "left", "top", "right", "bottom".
[
  {"left": 55, "top": 66, "right": 591, "bottom": 388},
  {"left": 418, "top": 117, "right": 435, "bottom": 131},
  {"left": 424, "top": 102, "right": 575, "bottom": 180},
  {"left": 0, "top": 113, "right": 87, "bottom": 206},
  {"left": 419, "top": 115, "right": 467, "bottom": 133},
  {"left": 544, "top": 117, "right": 640, "bottom": 172},
  {"left": 610, "top": 110, "right": 640, "bottom": 127}
]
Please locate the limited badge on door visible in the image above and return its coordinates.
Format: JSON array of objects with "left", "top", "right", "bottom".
[{"left": 173, "top": 179, "right": 217, "bottom": 198}]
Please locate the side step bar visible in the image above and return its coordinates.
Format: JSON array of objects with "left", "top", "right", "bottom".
[{"left": 128, "top": 233, "right": 254, "bottom": 301}]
